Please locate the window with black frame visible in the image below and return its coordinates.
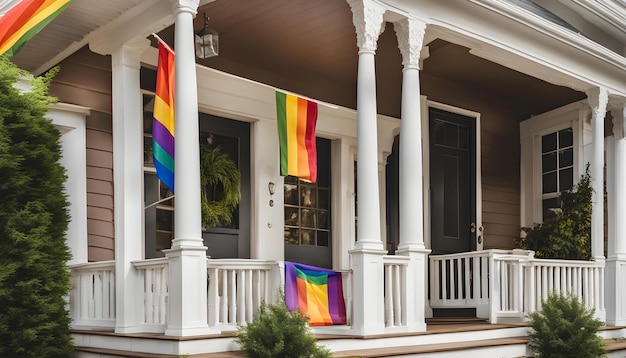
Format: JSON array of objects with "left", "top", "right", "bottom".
[
  {"left": 541, "top": 128, "right": 574, "bottom": 220},
  {"left": 283, "top": 138, "right": 331, "bottom": 247}
]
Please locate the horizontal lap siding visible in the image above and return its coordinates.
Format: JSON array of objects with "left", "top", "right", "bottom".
[
  {"left": 49, "top": 46, "right": 114, "bottom": 262},
  {"left": 422, "top": 73, "right": 521, "bottom": 250}
]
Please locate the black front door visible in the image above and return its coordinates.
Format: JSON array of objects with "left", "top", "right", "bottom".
[
  {"left": 429, "top": 108, "right": 476, "bottom": 255},
  {"left": 199, "top": 113, "right": 250, "bottom": 259}
]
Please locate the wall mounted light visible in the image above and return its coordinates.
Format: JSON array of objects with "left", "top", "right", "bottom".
[{"left": 195, "top": 12, "right": 218, "bottom": 59}]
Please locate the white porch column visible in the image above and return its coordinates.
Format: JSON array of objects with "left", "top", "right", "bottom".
[
  {"left": 164, "top": 0, "right": 214, "bottom": 336},
  {"left": 587, "top": 87, "right": 608, "bottom": 260},
  {"left": 606, "top": 100, "right": 626, "bottom": 326},
  {"left": 347, "top": 0, "right": 387, "bottom": 336},
  {"left": 393, "top": 17, "right": 429, "bottom": 333},
  {"left": 111, "top": 38, "right": 150, "bottom": 333}
]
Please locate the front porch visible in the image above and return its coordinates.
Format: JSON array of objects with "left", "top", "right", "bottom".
[{"left": 69, "top": 250, "right": 617, "bottom": 356}]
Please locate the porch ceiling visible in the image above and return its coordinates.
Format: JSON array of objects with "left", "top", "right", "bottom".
[{"left": 10, "top": 0, "right": 588, "bottom": 121}]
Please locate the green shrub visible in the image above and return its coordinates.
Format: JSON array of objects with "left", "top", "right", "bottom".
[
  {"left": 235, "top": 290, "right": 331, "bottom": 358},
  {"left": 0, "top": 57, "right": 73, "bottom": 356},
  {"left": 528, "top": 293, "right": 605, "bottom": 358},
  {"left": 518, "top": 165, "right": 592, "bottom": 260}
]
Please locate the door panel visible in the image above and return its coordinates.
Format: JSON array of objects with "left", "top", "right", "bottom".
[
  {"left": 430, "top": 108, "right": 476, "bottom": 255},
  {"left": 199, "top": 113, "right": 251, "bottom": 259}
]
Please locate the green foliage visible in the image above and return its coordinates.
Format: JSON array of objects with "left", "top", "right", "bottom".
[
  {"left": 518, "top": 165, "right": 592, "bottom": 260},
  {"left": 200, "top": 144, "right": 241, "bottom": 229},
  {"left": 235, "top": 291, "right": 332, "bottom": 358},
  {"left": 0, "top": 57, "right": 73, "bottom": 357},
  {"left": 528, "top": 293, "right": 605, "bottom": 358}
]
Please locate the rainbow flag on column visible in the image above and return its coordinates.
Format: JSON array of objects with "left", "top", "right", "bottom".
[
  {"left": 152, "top": 38, "right": 175, "bottom": 192},
  {"left": 284, "top": 262, "right": 347, "bottom": 326},
  {"left": 0, "top": 0, "right": 73, "bottom": 57},
  {"left": 276, "top": 91, "right": 318, "bottom": 183}
]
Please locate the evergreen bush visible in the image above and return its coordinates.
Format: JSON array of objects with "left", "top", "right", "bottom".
[
  {"left": 528, "top": 293, "right": 605, "bottom": 358},
  {"left": 0, "top": 56, "right": 73, "bottom": 357},
  {"left": 518, "top": 165, "right": 592, "bottom": 260},
  {"left": 235, "top": 290, "right": 332, "bottom": 358}
]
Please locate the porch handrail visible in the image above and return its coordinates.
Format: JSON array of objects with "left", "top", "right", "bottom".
[
  {"left": 69, "top": 260, "right": 116, "bottom": 329},
  {"left": 430, "top": 250, "right": 606, "bottom": 324},
  {"left": 206, "top": 259, "right": 279, "bottom": 330},
  {"left": 133, "top": 258, "right": 169, "bottom": 331}
]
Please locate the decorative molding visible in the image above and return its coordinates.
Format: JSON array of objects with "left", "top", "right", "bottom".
[
  {"left": 610, "top": 100, "right": 626, "bottom": 140},
  {"left": 393, "top": 17, "right": 427, "bottom": 69},
  {"left": 347, "top": 0, "right": 386, "bottom": 53},
  {"left": 586, "top": 87, "right": 609, "bottom": 120}
]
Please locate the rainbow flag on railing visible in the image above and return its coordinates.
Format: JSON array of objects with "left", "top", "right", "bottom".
[
  {"left": 284, "top": 262, "right": 347, "bottom": 326},
  {"left": 0, "top": 0, "right": 73, "bottom": 57},
  {"left": 152, "top": 38, "right": 175, "bottom": 192},
  {"left": 276, "top": 91, "right": 318, "bottom": 183}
]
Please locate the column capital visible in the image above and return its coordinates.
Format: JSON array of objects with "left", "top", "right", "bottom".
[
  {"left": 586, "top": 87, "right": 609, "bottom": 117},
  {"left": 170, "top": 0, "right": 199, "bottom": 15},
  {"left": 113, "top": 38, "right": 151, "bottom": 70},
  {"left": 610, "top": 99, "right": 626, "bottom": 140},
  {"left": 393, "top": 17, "right": 426, "bottom": 70},
  {"left": 347, "top": 0, "right": 386, "bottom": 54}
]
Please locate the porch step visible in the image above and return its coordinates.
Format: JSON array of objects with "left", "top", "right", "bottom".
[{"left": 425, "top": 317, "right": 489, "bottom": 325}]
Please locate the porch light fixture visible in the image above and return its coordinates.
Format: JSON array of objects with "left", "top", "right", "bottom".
[{"left": 195, "top": 12, "right": 218, "bottom": 59}]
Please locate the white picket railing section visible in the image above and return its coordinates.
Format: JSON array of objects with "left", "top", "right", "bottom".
[
  {"left": 383, "top": 255, "right": 409, "bottom": 328},
  {"left": 207, "top": 259, "right": 278, "bottom": 330},
  {"left": 69, "top": 260, "right": 116, "bottom": 329},
  {"left": 133, "top": 258, "right": 169, "bottom": 331},
  {"left": 430, "top": 250, "right": 606, "bottom": 323}
]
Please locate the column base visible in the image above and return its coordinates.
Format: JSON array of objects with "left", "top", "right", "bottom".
[
  {"left": 397, "top": 248, "right": 430, "bottom": 332},
  {"left": 349, "top": 247, "right": 387, "bottom": 336},
  {"left": 605, "top": 256, "right": 626, "bottom": 326}
]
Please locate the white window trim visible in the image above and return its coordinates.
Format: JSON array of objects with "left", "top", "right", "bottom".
[
  {"left": 47, "top": 103, "right": 90, "bottom": 265},
  {"left": 520, "top": 100, "right": 590, "bottom": 226}
]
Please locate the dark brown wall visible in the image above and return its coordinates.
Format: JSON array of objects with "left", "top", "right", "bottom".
[
  {"left": 49, "top": 46, "right": 114, "bottom": 262},
  {"left": 422, "top": 73, "right": 521, "bottom": 250}
]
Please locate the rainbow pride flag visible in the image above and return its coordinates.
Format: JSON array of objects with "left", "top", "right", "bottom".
[
  {"left": 276, "top": 91, "right": 318, "bottom": 183},
  {"left": 152, "top": 39, "right": 175, "bottom": 192},
  {"left": 284, "top": 262, "right": 347, "bottom": 326},
  {"left": 0, "top": 0, "right": 73, "bottom": 57}
]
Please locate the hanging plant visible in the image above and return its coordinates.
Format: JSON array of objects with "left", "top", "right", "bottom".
[{"left": 200, "top": 144, "right": 241, "bottom": 229}]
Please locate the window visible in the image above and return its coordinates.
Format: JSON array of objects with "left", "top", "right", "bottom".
[
  {"left": 284, "top": 138, "right": 331, "bottom": 247},
  {"left": 541, "top": 128, "right": 574, "bottom": 220}
]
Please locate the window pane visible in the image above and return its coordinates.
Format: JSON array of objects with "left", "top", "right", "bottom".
[
  {"left": 317, "top": 231, "right": 329, "bottom": 247},
  {"left": 542, "top": 132, "right": 557, "bottom": 153},
  {"left": 284, "top": 184, "right": 298, "bottom": 205},
  {"left": 559, "top": 148, "right": 573, "bottom": 168},
  {"left": 285, "top": 207, "right": 299, "bottom": 226},
  {"left": 156, "top": 232, "right": 171, "bottom": 251},
  {"left": 542, "top": 153, "right": 557, "bottom": 173},
  {"left": 559, "top": 167, "right": 573, "bottom": 191},
  {"left": 301, "top": 209, "right": 315, "bottom": 228},
  {"left": 285, "top": 176, "right": 298, "bottom": 184},
  {"left": 559, "top": 128, "right": 573, "bottom": 148},
  {"left": 156, "top": 210, "right": 173, "bottom": 231},
  {"left": 542, "top": 197, "right": 560, "bottom": 221},
  {"left": 284, "top": 228, "right": 299, "bottom": 245},
  {"left": 301, "top": 187, "right": 317, "bottom": 207},
  {"left": 543, "top": 172, "right": 557, "bottom": 194},
  {"left": 317, "top": 210, "right": 329, "bottom": 229},
  {"left": 301, "top": 230, "right": 315, "bottom": 245},
  {"left": 316, "top": 137, "right": 331, "bottom": 187}
]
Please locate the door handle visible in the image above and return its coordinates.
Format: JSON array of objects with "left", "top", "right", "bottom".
[{"left": 470, "top": 222, "right": 476, "bottom": 233}]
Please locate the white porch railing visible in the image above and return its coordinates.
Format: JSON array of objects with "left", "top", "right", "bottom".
[
  {"left": 207, "top": 259, "right": 278, "bottom": 330},
  {"left": 430, "top": 250, "right": 606, "bottom": 323},
  {"left": 69, "top": 260, "right": 116, "bottom": 329},
  {"left": 383, "top": 255, "right": 409, "bottom": 328},
  {"left": 133, "top": 258, "right": 169, "bottom": 332}
]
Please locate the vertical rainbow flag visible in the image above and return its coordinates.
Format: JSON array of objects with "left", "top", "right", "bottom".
[
  {"left": 276, "top": 91, "right": 318, "bottom": 183},
  {"left": 0, "top": 0, "right": 73, "bottom": 57},
  {"left": 284, "top": 262, "right": 347, "bottom": 326},
  {"left": 152, "top": 39, "right": 175, "bottom": 192}
]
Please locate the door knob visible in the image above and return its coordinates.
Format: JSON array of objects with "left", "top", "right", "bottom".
[{"left": 470, "top": 222, "right": 476, "bottom": 233}]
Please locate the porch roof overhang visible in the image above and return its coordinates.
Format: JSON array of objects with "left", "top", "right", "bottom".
[{"left": 6, "top": 0, "right": 626, "bottom": 120}]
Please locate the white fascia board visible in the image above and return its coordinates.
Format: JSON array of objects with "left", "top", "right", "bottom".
[{"left": 563, "top": 0, "right": 626, "bottom": 42}]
